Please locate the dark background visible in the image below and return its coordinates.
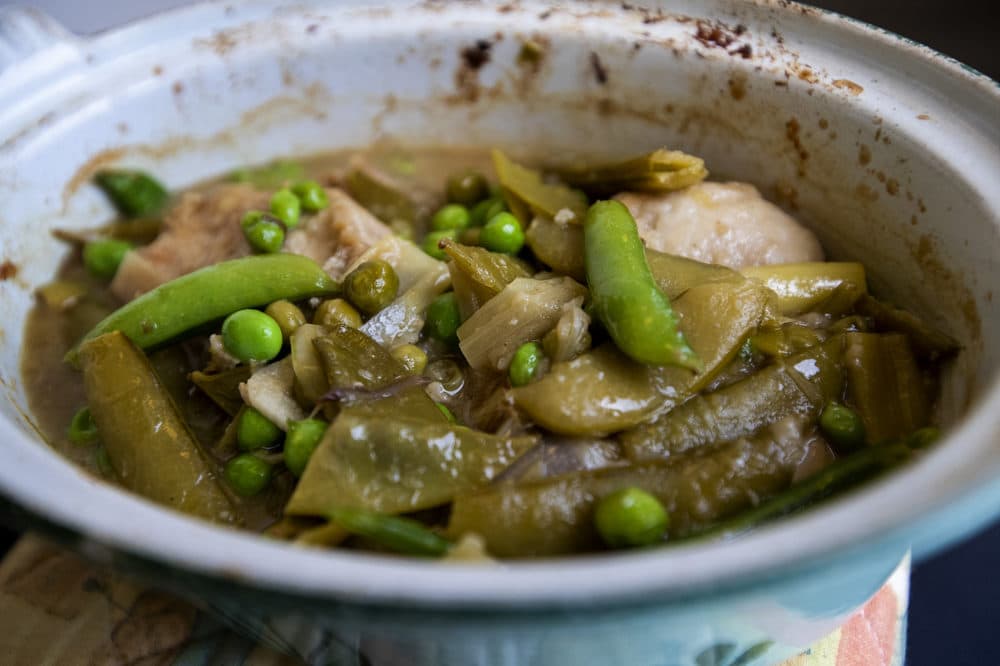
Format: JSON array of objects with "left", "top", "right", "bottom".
[{"left": 2, "top": 1, "right": 998, "bottom": 663}]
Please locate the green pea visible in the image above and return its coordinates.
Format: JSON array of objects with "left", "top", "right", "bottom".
[
  {"left": 67, "top": 406, "right": 99, "bottom": 445},
  {"left": 425, "top": 292, "right": 461, "bottom": 345},
  {"left": 594, "top": 487, "right": 669, "bottom": 549},
  {"left": 224, "top": 453, "right": 272, "bottom": 496},
  {"left": 265, "top": 299, "right": 306, "bottom": 340},
  {"left": 83, "top": 239, "right": 132, "bottom": 279},
  {"left": 240, "top": 210, "right": 265, "bottom": 229},
  {"left": 292, "top": 180, "right": 329, "bottom": 212},
  {"left": 221, "top": 309, "right": 283, "bottom": 362},
  {"left": 431, "top": 203, "right": 471, "bottom": 232},
  {"left": 270, "top": 188, "right": 301, "bottom": 228},
  {"left": 314, "top": 298, "right": 363, "bottom": 329},
  {"left": 446, "top": 170, "right": 490, "bottom": 206},
  {"left": 509, "top": 342, "right": 544, "bottom": 387},
  {"left": 422, "top": 230, "right": 459, "bottom": 260},
  {"left": 391, "top": 344, "right": 428, "bottom": 375},
  {"left": 284, "top": 418, "right": 328, "bottom": 477},
  {"left": 244, "top": 219, "right": 285, "bottom": 254},
  {"left": 479, "top": 212, "right": 525, "bottom": 254},
  {"left": 343, "top": 260, "right": 400, "bottom": 315},
  {"left": 469, "top": 196, "right": 507, "bottom": 227},
  {"left": 819, "top": 402, "right": 867, "bottom": 453},
  {"left": 237, "top": 407, "right": 282, "bottom": 451}
]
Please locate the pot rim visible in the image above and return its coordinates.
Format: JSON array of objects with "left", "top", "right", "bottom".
[{"left": 1, "top": 0, "right": 999, "bottom": 610}]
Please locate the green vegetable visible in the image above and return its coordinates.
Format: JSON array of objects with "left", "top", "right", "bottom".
[
  {"left": 78, "top": 331, "right": 236, "bottom": 523},
  {"left": 284, "top": 418, "right": 328, "bottom": 477},
  {"left": 230, "top": 160, "right": 304, "bottom": 189},
  {"left": 224, "top": 453, "right": 272, "bottom": 496},
  {"left": 291, "top": 180, "right": 329, "bottom": 212},
  {"left": 431, "top": 203, "right": 471, "bottom": 231},
  {"left": 492, "top": 150, "right": 588, "bottom": 222},
  {"left": 446, "top": 170, "right": 490, "bottom": 206},
  {"left": 690, "top": 443, "right": 912, "bottom": 540},
  {"left": 906, "top": 426, "right": 941, "bottom": 449},
  {"left": 555, "top": 148, "right": 708, "bottom": 196},
  {"left": 469, "top": 196, "right": 506, "bottom": 227},
  {"left": 525, "top": 216, "right": 585, "bottom": 280},
  {"left": 422, "top": 229, "right": 458, "bottom": 260},
  {"left": 240, "top": 210, "right": 266, "bottom": 230},
  {"left": 269, "top": 188, "right": 302, "bottom": 228},
  {"left": 243, "top": 218, "right": 285, "bottom": 254},
  {"left": 436, "top": 403, "right": 457, "bottom": 423},
  {"left": 83, "top": 239, "right": 132, "bottom": 279},
  {"left": 344, "top": 166, "right": 419, "bottom": 226},
  {"left": 95, "top": 169, "right": 169, "bottom": 217},
  {"left": 289, "top": 324, "right": 330, "bottom": 405},
  {"left": 67, "top": 406, "right": 99, "bottom": 445},
  {"left": 442, "top": 239, "right": 531, "bottom": 318},
  {"left": 343, "top": 259, "right": 400, "bottom": 316},
  {"left": 458, "top": 276, "right": 588, "bottom": 371},
  {"left": 584, "top": 200, "right": 701, "bottom": 371},
  {"left": 286, "top": 410, "right": 535, "bottom": 516},
  {"left": 645, "top": 250, "right": 741, "bottom": 299},
  {"left": 509, "top": 342, "right": 544, "bottom": 387},
  {"left": 237, "top": 407, "right": 283, "bottom": 451},
  {"left": 264, "top": 299, "right": 306, "bottom": 340},
  {"left": 621, "top": 341, "right": 843, "bottom": 461},
  {"left": 425, "top": 292, "right": 462, "bottom": 345},
  {"left": 819, "top": 402, "right": 867, "bottom": 454},
  {"left": 189, "top": 365, "right": 253, "bottom": 416},
  {"left": 844, "top": 332, "right": 928, "bottom": 443},
  {"left": 327, "top": 507, "right": 452, "bottom": 557},
  {"left": 856, "top": 294, "right": 960, "bottom": 360},
  {"left": 221, "top": 309, "right": 283, "bottom": 363},
  {"left": 479, "top": 212, "right": 526, "bottom": 254},
  {"left": 447, "top": 420, "right": 806, "bottom": 557},
  {"left": 594, "top": 487, "right": 669, "bottom": 548},
  {"left": 390, "top": 344, "right": 428, "bottom": 375},
  {"left": 741, "top": 262, "right": 867, "bottom": 316},
  {"left": 314, "top": 298, "right": 362, "bottom": 329},
  {"left": 66, "top": 254, "right": 339, "bottom": 366}
]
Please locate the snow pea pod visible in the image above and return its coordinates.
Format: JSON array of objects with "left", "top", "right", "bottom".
[
  {"left": 66, "top": 255, "right": 338, "bottom": 366},
  {"left": 584, "top": 200, "right": 702, "bottom": 371},
  {"left": 79, "top": 331, "right": 237, "bottom": 524}
]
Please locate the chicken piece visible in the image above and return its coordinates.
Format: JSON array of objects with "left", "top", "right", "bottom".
[
  {"left": 284, "top": 188, "right": 392, "bottom": 280},
  {"left": 614, "top": 182, "right": 823, "bottom": 268},
  {"left": 110, "top": 184, "right": 268, "bottom": 301}
]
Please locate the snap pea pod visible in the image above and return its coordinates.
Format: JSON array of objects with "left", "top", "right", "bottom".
[
  {"left": 78, "top": 331, "right": 237, "bottom": 524},
  {"left": 190, "top": 365, "right": 253, "bottom": 416},
  {"left": 584, "top": 200, "right": 702, "bottom": 371},
  {"left": 447, "top": 419, "right": 807, "bottom": 557},
  {"left": 689, "top": 443, "right": 912, "bottom": 540},
  {"left": 555, "top": 148, "right": 708, "bottom": 196},
  {"left": 327, "top": 508, "right": 452, "bottom": 557},
  {"left": 621, "top": 339, "right": 843, "bottom": 462},
  {"left": 492, "top": 149, "right": 588, "bottom": 223},
  {"left": 65, "top": 255, "right": 338, "bottom": 366},
  {"left": 95, "top": 169, "right": 169, "bottom": 218},
  {"left": 286, "top": 410, "right": 536, "bottom": 516}
]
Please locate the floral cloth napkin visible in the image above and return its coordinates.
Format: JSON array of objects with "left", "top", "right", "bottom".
[{"left": 0, "top": 535, "right": 907, "bottom": 665}]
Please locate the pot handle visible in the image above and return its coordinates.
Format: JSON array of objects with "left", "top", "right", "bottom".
[{"left": 0, "top": 7, "right": 81, "bottom": 81}]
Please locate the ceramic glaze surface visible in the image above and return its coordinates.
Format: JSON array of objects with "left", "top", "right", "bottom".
[{"left": 0, "top": 2, "right": 998, "bottom": 664}]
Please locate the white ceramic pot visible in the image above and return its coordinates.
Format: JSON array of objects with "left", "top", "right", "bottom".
[{"left": 0, "top": 2, "right": 998, "bottom": 664}]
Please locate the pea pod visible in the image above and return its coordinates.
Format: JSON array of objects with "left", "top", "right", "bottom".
[
  {"left": 689, "top": 443, "right": 912, "bottom": 540},
  {"left": 327, "top": 508, "right": 452, "bottom": 557},
  {"left": 78, "top": 331, "right": 237, "bottom": 524},
  {"left": 66, "top": 255, "right": 338, "bottom": 366},
  {"left": 555, "top": 148, "right": 708, "bottom": 196},
  {"left": 584, "top": 200, "right": 702, "bottom": 371},
  {"left": 741, "top": 262, "right": 867, "bottom": 316},
  {"left": 447, "top": 419, "right": 807, "bottom": 557},
  {"left": 285, "top": 410, "right": 536, "bottom": 516}
]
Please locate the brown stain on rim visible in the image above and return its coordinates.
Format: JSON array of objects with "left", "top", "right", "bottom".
[
  {"left": 858, "top": 144, "right": 872, "bottom": 166},
  {"left": 832, "top": 79, "right": 864, "bottom": 95},
  {"left": 727, "top": 72, "right": 747, "bottom": 100},
  {"left": 0, "top": 261, "right": 17, "bottom": 281},
  {"left": 61, "top": 148, "right": 128, "bottom": 206}
]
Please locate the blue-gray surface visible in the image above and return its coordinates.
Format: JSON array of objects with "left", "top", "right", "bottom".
[{"left": 1, "top": 0, "right": 997, "bottom": 663}]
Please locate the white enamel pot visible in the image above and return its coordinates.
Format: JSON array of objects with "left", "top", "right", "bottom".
[{"left": 0, "top": 2, "right": 998, "bottom": 664}]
